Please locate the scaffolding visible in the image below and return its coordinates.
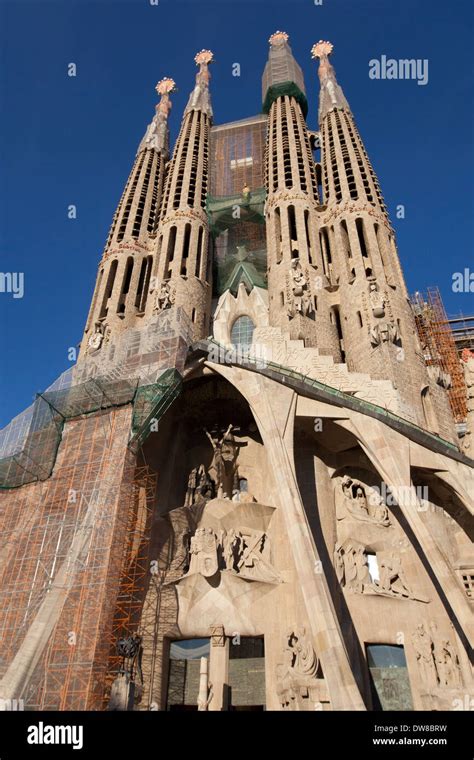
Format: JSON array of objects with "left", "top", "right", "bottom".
[
  {"left": 411, "top": 287, "right": 467, "bottom": 423},
  {"left": 209, "top": 117, "right": 268, "bottom": 297},
  {"left": 446, "top": 313, "right": 474, "bottom": 355},
  {"left": 0, "top": 363, "right": 184, "bottom": 709}
]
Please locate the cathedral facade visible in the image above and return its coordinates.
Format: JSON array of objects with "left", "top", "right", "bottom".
[{"left": 0, "top": 33, "right": 472, "bottom": 712}]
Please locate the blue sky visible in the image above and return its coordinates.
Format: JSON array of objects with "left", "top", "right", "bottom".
[{"left": 0, "top": 0, "right": 473, "bottom": 427}]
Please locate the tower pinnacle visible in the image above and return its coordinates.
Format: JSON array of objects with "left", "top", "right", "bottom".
[
  {"left": 185, "top": 49, "right": 214, "bottom": 118},
  {"left": 311, "top": 40, "right": 349, "bottom": 120},
  {"left": 137, "top": 77, "right": 176, "bottom": 156},
  {"left": 263, "top": 30, "right": 307, "bottom": 114}
]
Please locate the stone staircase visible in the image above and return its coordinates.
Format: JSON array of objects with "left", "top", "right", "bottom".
[{"left": 252, "top": 326, "right": 413, "bottom": 419}]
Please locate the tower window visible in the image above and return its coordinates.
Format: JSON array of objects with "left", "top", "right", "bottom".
[
  {"left": 230, "top": 315, "right": 255, "bottom": 348},
  {"left": 117, "top": 257, "right": 134, "bottom": 314},
  {"left": 356, "top": 217, "right": 372, "bottom": 277},
  {"left": 181, "top": 223, "right": 191, "bottom": 276},
  {"left": 195, "top": 227, "right": 203, "bottom": 278},
  {"left": 332, "top": 306, "right": 345, "bottom": 362},
  {"left": 275, "top": 208, "right": 282, "bottom": 264},
  {"left": 99, "top": 259, "right": 118, "bottom": 319},
  {"left": 135, "top": 256, "right": 153, "bottom": 312},
  {"left": 166, "top": 226, "right": 177, "bottom": 272},
  {"left": 288, "top": 205, "right": 297, "bottom": 241},
  {"left": 304, "top": 209, "right": 312, "bottom": 263}
]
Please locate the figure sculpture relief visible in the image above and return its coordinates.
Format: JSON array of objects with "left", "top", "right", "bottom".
[
  {"left": 205, "top": 424, "right": 239, "bottom": 499},
  {"left": 188, "top": 527, "right": 218, "bottom": 577},
  {"left": 368, "top": 279, "right": 386, "bottom": 318},
  {"left": 412, "top": 623, "right": 462, "bottom": 690},
  {"left": 370, "top": 321, "right": 400, "bottom": 347},
  {"left": 335, "top": 541, "right": 426, "bottom": 601},
  {"left": 338, "top": 476, "right": 390, "bottom": 526},
  {"left": 287, "top": 259, "right": 314, "bottom": 319},
  {"left": 184, "top": 464, "right": 215, "bottom": 507},
  {"left": 375, "top": 552, "right": 414, "bottom": 598},
  {"left": 154, "top": 281, "right": 175, "bottom": 312},
  {"left": 276, "top": 628, "right": 321, "bottom": 710},
  {"left": 185, "top": 525, "right": 279, "bottom": 583},
  {"left": 88, "top": 321, "right": 106, "bottom": 351},
  {"left": 334, "top": 540, "right": 370, "bottom": 593}
]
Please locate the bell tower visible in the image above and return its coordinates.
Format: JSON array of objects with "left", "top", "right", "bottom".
[
  {"left": 80, "top": 77, "right": 176, "bottom": 357},
  {"left": 146, "top": 50, "right": 214, "bottom": 340},
  {"left": 263, "top": 32, "right": 341, "bottom": 356},
  {"left": 312, "top": 40, "right": 454, "bottom": 434}
]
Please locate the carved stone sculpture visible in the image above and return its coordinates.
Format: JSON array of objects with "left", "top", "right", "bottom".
[
  {"left": 412, "top": 623, "right": 462, "bottom": 690},
  {"left": 276, "top": 628, "right": 321, "bottom": 710},
  {"left": 375, "top": 552, "right": 414, "bottom": 598},
  {"left": 370, "top": 320, "right": 400, "bottom": 347},
  {"left": 205, "top": 424, "right": 239, "bottom": 499},
  {"left": 88, "top": 321, "right": 106, "bottom": 351},
  {"left": 286, "top": 259, "right": 314, "bottom": 319},
  {"left": 335, "top": 541, "right": 426, "bottom": 601},
  {"left": 334, "top": 539, "right": 371, "bottom": 593},
  {"left": 338, "top": 475, "right": 390, "bottom": 526},
  {"left": 188, "top": 527, "right": 218, "bottom": 577},
  {"left": 154, "top": 281, "right": 175, "bottom": 312},
  {"left": 185, "top": 525, "right": 280, "bottom": 583},
  {"left": 412, "top": 624, "right": 438, "bottom": 689},
  {"left": 368, "top": 279, "right": 386, "bottom": 318},
  {"left": 184, "top": 464, "right": 215, "bottom": 507}
]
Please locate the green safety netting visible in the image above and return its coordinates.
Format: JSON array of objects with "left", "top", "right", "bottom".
[
  {"left": 0, "top": 377, "right": 139, "bottom": 490},
  {"left": 206, "top": 188, "right": 266, "bottom": 238},
  {"left": 262, "top": 81, "right": 308, "bottom": 118},
  {"left": 215, "top": 249, "right": 267, "bottom": 296},
  {"left": 129, "top": 369, "right": 182, "bottom": 453},
  {"left": 0, "top": 371, "right": 184, "bottom": 489},
  {"left": 207, "top": 188, "right": 268, "bottom": 297}
]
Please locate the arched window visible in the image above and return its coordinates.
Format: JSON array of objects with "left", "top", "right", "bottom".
[{"left": 230, "top": 315, "right": 255, "bottom": 348}]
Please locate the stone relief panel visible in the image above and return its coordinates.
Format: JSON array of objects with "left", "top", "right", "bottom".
[
  {"left": 286, "top": 259, "right": 314, "bottom": 319},
  {"left": 153, "top": 280, "right": 175, "bottom": 312},
  {"left": 337, "top": 475, "right": 391, "bottom": 527},
  {"left": 411, "top": 623, "right": 463, "bottom": 691},
  {"left": 334, "top": 538, "right": 429, "bottom": 602},
  {"left": 185, "top": 524, "right": 280, "bottom": 584},
  {"left": 87, "top": 321, "right": 111, "bottom": 353},
  {"left": 276, "top": 628, "right": 326, "bottom": 710}
]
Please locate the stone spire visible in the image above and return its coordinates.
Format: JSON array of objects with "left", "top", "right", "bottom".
[
  {"left": 79, "top": 78, "right": 177, "bottom": 357},
  {"left": 137, "top": 77, "right": 176, "bottom": 156},
  {"left": 311, "top": 40, "right": 455, "bottom": 436},
  {"left": 311, "top": 40, "right": 350, "bottom": 120},
  {"left": 146, "top": 50, "right": 215, "bottom": 340},
  {"left": 185, "top": 49, "right": 214, "bottom": 119},
  {"left": 263, "top": 31, "right": 340, "bottom": 355},
  {"left": 262, "top": 31, "right": 307, "bottom": 115}
]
